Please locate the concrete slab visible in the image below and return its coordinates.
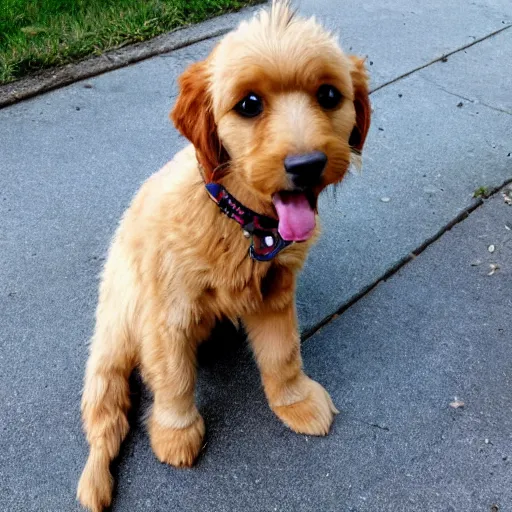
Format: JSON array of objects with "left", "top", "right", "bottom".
[
  {"left": 295, "top": 193, "right": 512, "bottom": 511},
  {"left": 298, "top": 0, "right": 512, "bottom": 90},
  {"left": 300, "top": 28, "right": 512, "bottom": 332}
]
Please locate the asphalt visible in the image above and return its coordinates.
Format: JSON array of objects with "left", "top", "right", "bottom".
[{"left": 0, "top": 1, "right": 511, "bottom": 511}]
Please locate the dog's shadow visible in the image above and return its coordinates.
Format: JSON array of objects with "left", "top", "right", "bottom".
[
  {"left": 196, "top": 321, "right": 262, "bottom": 436},
  {"left": 110, "top": 321, "right": 258, "bottom": 503}
]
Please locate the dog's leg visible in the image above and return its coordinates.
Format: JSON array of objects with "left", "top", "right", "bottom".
[
  {"left": 143, "top": 319, "right": 211, "bottom": 468},
  {"left": 243, "top": 303, "right": 338, "bottom": 436},
  {"left": 77, "top": 323, "right": 136, "bottom": 512}
]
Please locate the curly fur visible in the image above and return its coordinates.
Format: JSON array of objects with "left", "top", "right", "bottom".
[{"left": 77, "top": 2, "right": 371, "bottom": 510}]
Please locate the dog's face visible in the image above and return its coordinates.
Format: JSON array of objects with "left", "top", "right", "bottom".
[{"left": 172, "top": 1, "right": 370, "bottom": 242}]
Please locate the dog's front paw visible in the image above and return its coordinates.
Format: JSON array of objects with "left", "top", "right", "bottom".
[
  {"left": 272, "top": 378, "right": 338, "bottom": 436},
  {"left": 149, "top": 413, "right": 205, "bottom": 467}
]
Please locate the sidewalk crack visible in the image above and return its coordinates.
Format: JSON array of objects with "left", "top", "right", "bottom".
[
  {"left": 420, "top": 76, "right": 512, "bottom": 116},
  {"left": 370, "top": 24, "right": 512, "bottom": 95},
  {"left": 347, "top": 417, "right": 392, "bottom": 432},
  {"left": 370, "top": 423, "right": 390, "bottom": 431},
  {"left": 478, "top": 101, "right": 512, "bottom": 116}
]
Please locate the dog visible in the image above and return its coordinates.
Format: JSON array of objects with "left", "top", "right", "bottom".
[{"left": 77, "top": 2, "right": 370, "bottom": 510}]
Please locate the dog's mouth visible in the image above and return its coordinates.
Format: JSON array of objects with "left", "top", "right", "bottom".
[{"left": 272, "top": 190, "right": 317, "bottom": 242}]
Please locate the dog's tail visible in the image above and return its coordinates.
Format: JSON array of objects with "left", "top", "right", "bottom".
[{"left": 77, "top": 256, "right": 138, "bottom": 512}]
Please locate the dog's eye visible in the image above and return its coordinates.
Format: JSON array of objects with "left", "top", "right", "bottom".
[
  {"left": 234, "top": 93, "right": 263, "bottom": 118},
  {"left": 317, "top": 85, "right": 343, "bottom": 110}
]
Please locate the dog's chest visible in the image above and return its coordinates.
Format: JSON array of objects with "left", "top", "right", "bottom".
[{"left": 200, "top": 262, "right": 293, "bottom": 320}]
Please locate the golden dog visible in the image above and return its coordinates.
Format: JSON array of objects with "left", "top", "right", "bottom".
[{"left": 77, "top": 2, "right": 370, "bottom": 510}]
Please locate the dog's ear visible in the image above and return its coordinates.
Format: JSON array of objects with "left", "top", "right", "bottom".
[
  {"left": 348, "top": 56, "right": 371, "bottom": 154},
  {"left": 171, "top": 60, "right": 227, "bottom": 180}
]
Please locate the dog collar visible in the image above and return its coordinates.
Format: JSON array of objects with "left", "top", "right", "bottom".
[{"left": 205, "top": 183, "right": 292, "bottom": 262}]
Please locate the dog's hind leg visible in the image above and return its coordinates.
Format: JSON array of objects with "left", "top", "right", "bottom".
[{"left": 77, "top": 251, "right": 138, "bottom": 512}]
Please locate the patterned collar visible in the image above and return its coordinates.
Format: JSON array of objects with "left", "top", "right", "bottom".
[{"left": 205, "top": 183, "right": 291, "bottom": 262}]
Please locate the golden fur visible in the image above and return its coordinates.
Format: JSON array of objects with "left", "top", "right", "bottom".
[{"left": 77, "top": 2, "right": 370, "bottom": 510}]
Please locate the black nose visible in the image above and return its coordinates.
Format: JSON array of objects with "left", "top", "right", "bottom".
[{"left": 284, "top": 151, "right": 327, "bottom": 188}]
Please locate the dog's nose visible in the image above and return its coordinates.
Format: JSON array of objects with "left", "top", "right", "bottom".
[{"left": 284, "top": 151, "right": 327, "bottom": 188}]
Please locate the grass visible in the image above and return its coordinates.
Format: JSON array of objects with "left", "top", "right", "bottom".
[
  {"left": 473, "top": 186, "right": 491, "bottom": 199},
  {"left": 0, "top": 0, "right": 259, "bottom": 85}
]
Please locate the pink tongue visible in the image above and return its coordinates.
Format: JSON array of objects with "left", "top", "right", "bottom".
[{"left": 272, "top": 192, "right": 316, "bottom": 242}]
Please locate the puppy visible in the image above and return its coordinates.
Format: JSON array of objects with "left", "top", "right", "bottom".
[{"left": 77, "top": 2, "right": 370, "bottom": 510}]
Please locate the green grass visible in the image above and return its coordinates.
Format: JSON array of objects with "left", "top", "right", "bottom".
[
  {"left": 473, "top": 186, "right": 491, "bottom": 199},
  {"left": 0, "top": 0, "right": 259, "bottom": 84}
]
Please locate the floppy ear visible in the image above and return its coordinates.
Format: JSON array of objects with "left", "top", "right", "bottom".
[
  {"left": 171, "top": 60, "right": 228, "bottom": 181},
  {"left": 348, "top": 56, "right": 371, "bottom": 154}
]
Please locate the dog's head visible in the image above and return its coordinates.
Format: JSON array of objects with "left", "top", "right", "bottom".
[{"left": 172, "top": 1, "right": 370, "bottom": 242}]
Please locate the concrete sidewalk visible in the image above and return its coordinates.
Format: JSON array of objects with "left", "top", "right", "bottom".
[{"left": 0, "top": 1, "right": 511, "bottom": 510}]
